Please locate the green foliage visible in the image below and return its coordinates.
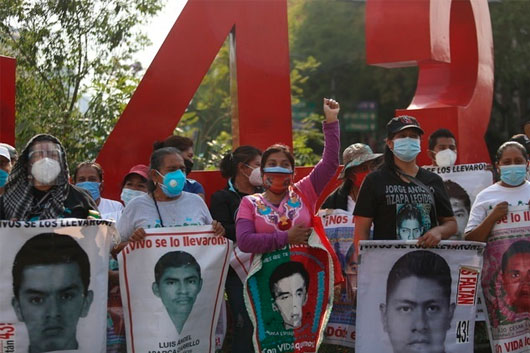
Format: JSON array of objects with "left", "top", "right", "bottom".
[
  {"left": 486, "top": 1, "right": 530, "bottom": 157},
  {"left": 175, "top": 38, "right": 231, "bottom": 170},
  {"left": 0, "top": 0, "right": 163, "bottom": 168}
]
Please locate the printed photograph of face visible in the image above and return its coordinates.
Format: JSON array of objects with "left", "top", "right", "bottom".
[
  {"left": 443, "top": 180, "right": 471, "bottom": 240},
  {"left": 380, "top": 250, "right": 455, "bottom": 353},
  {"left": 152, "top": 251, "right": 203, "bottom": 334},
  {"left": 396, "top": 204, "right": 425, "bottom": 240},
  {"left": 11, "top": 233, "right": 93, "bottom": 353},
  {"left": 269, "top": 261, "right": 309, "bottom": 330},
  {"left": 501, "top": 240, "right": 530, "bottom": 313}
]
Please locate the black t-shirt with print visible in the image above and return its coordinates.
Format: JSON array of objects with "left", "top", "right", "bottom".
[{"left": 353, "top": 167, "right": 453, "bottom": 240}]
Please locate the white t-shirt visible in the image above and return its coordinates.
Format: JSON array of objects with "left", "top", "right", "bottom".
[
  {"left": 98, "top": 197, "right": 124, "bottom": 221},
  {"left": 465, "top": 181, "right": 530, "bottom": 233},
  {"left": 117, "top": 192, "right": 213, "bottom": 241},
  {"left": 347, "top": 195, "right": 356, "bottom": 214}
]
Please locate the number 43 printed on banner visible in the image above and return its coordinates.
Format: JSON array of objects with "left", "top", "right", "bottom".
[{"left": 456, "top": 320, "right": 470, "bottom": 344}]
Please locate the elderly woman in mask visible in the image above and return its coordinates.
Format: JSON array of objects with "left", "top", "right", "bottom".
[{"left": 0, "top": 134, "right": 98, "bottom": 220}]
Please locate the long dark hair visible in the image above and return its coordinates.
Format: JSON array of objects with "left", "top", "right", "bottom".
[
  {"left": 381, "top": 145, "right": 398, "bottom": 172},
  {"left": 219, "top": 145, "right": 262, "bottom": 179}
]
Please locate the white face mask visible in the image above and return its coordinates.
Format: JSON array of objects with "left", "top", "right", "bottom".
[
  {"left": 435, "top": 149, "right": 457, "bottom": 167},
  {"left": 31, "top": 158, "right": 61, "bottom": 185},
  {"left": 247, "top": 166, "right": 263, "bottom": 187}
]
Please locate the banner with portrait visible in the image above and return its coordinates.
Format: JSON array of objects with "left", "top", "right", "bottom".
[
  {"left": 318, "top": 209, "right": 356, "bottom": 348},
  {"left": 356, "top": 240, "right": 485, "bottom": 353},
  {"left": 0, "top": 219, "right": 116, "bottom": 353},
  {"left": 482, "top": 205, "right": 530, "bottom": 353},
  {"left": 244, "top": 230, "right": 335, "bottom": 353},
  {"left": 118, "top": 225, "right": 232, "bottom": 353},
  {"left": 423, "top": 163, "right": 493, "bottom": 240}
]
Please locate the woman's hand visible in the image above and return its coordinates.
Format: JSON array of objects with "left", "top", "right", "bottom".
[
  {"left": 323, "top": 98, "right": 340, "bottom": 123},
  {"left": 287, "top": 224, "right": 312, "bottom": 245},
  {"left": 417, "top": 228, "right": 443, "bottom": 247},
  {"left": 488, "top": 201, "right": 509, "bottom": 222},
  {"left": 212, "top": 220, "right": 226, "bottom": 237},
  {"left": 130, "top": 228, "right": 147, "bottom": 242}
]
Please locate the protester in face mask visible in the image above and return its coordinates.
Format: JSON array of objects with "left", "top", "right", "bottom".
[
  {"left": 73, "top": 162, "right": 123, "bottom": 220},
  {"left": 235, "top": 98, "right": 340, "bottom": 253},
  {"left": 153, "top": 135, "right": 205, "bottom": 199},
  {"left": 465, "top": 141, "right": 530, "bottom": 242},
  {"left": 209, "top": 145, "right": 261, "bottom": 353},
  {"left": 426, "top": 128, "right": 458, "bottom": 167},
  {"left": 0, "top": 145, "right": 12, "bottom": 194},
  {"left": 116, "top": 147, "right": 224, "bottom": 242},
  {"left": 0, "top": 143, "right": 17, "bottom": 165},
  {"left": 354, "top": 116, "right": 456, "bottom": 248},
  {"left": 321, "top": 143, "right": 382, "bottom": 213},
  {"left": 120, "top": 164, "right": 149, "bottom": 206},
  {"left": 0, "top": 134, "right": 98, "bottom": 220}
]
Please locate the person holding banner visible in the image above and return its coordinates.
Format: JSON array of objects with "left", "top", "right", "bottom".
[
  {"left": 354, "top": 116, "right": 456, "bottom": 247},
  {"left": 117, "top": 147, "right": 225, "bottom": 242},
  {"left": 235, "top": 98, "right": 340, "bottom": 253},
  {"left": 73, "top": 161, "right": 123, "bottom": 220},
  {"left": 0, "top": 134, "right": 99, "bottom": 220},
  {"left": 210, "top": 145, "right": 262, "bottom": 353},
  {"left": 465, "top": 141, "right": 530, "bottom": 242}
]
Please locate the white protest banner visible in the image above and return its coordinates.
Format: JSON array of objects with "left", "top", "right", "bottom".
[
  {"left": 424, "top": 163, "right": 493, "bottom": 240},
  {"left": 356, "top": 240, "right": 485, "bottom": 353},
  {"left": 118, "top": 225, "right": 232, "bottom": 353},
  {"left": 0, "top": 219, "right": 115, "bottom": 353},
  {"left": 482, "top": 205, "right": 530, "bottom": 353},
  {"left": 318, "top": 209, "right": 356, "bottom": 348}
]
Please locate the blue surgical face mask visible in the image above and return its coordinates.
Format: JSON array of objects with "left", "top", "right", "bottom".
[
  {"left": 157, "top": 169, "right": 186, "bottom": 198},
  {"left": 120, "top": 188, "right": 147, "bottom": 206},
  {"left": 0, "top": 169, "right": 8, "bottom": 188},
  {"left": 262, "top": 166, "right": 293, "bottom": 174},
  {"left": 76, "top": 181, "right": 101, "bottom": 201},
  {"left": 500, "top": 165, "right": 527, "bottom": 186},
  {"left": 392, "top": 137, "right": 421, "bottom": 162}
]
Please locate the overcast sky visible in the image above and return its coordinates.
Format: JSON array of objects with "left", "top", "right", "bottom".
[{"left": 135, "top": 1, "right": 187, "bottom": 69}]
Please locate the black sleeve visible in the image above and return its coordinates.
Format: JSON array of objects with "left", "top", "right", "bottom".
[
  {"left": 209, "top": 190, "right": 236, "bottom": 242},
  {"left": 66, "top": 185, "right": 99, "bottom": 219},
  {"left": 353, "top": 173, "right": 377, "bottom": 218},
  {"left": 432, "top": 175, "right": 454, "bottom": 218}
]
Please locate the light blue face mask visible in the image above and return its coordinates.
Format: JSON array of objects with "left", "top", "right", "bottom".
[
  {"left": 157, "top": 169, "right": 186, "bottom": 198},
  {"left": 120, "top": 188, "right": 146, "bottom": 206},
  {"left": 262, "top": 166, "right": 293, "bottom": 174},
  {"left": 0, "top": 169, "right": 8, "bottom": 188},
  {"left": 76, "top": 181, "right": 101, "bottom": 201},
  {"left": 392, "top": 137, "right": 421, "bottom": 162},
  {"left": 500, "top": 165, "right": 527, "bottom": 186}
]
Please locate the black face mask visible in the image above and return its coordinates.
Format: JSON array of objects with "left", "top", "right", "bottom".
[{"left": 184, "top": 159, "right": 194, "bottom": 175}]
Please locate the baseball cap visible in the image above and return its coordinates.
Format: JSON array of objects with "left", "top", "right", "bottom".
[
  {"left": 386, "top": 115, "right": 424, "bottom": 137},
  {"left": 123, "top": 164, "right": 149, "bottom": 182},
  {"left": 0, "top": 146, "right": 11, "bottom": 162},
  {"left": 340, "top": 143, "right": 382, "bottom": 178}
]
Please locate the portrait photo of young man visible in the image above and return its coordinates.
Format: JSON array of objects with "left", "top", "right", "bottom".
[
  {"left": 379, "top": 250, "right": 455, "bottom": 353},
  {"left": 11, "top": 232, "right": 94, "bottom": 353},
  {"left": 268, "top": 261, "right": 309, "bottom": 330},
  {"left": 501, "top": 240, "right": 530, "bottom": 314},
  {"left": 152, "top": 250, "right": 203, "bottom": 334}
]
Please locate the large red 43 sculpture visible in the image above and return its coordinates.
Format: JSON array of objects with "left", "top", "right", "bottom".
[{"left": 0, "top": 0, "right": 493, "bottom": 200}]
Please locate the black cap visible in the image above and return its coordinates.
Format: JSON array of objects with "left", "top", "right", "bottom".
[{"left": 386, "top": 115, "right": 424, "bottom": 138}]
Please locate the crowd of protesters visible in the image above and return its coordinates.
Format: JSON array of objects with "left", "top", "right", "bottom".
[{"left": 1, "top": 97, "right": 529, "bottom": 353}]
